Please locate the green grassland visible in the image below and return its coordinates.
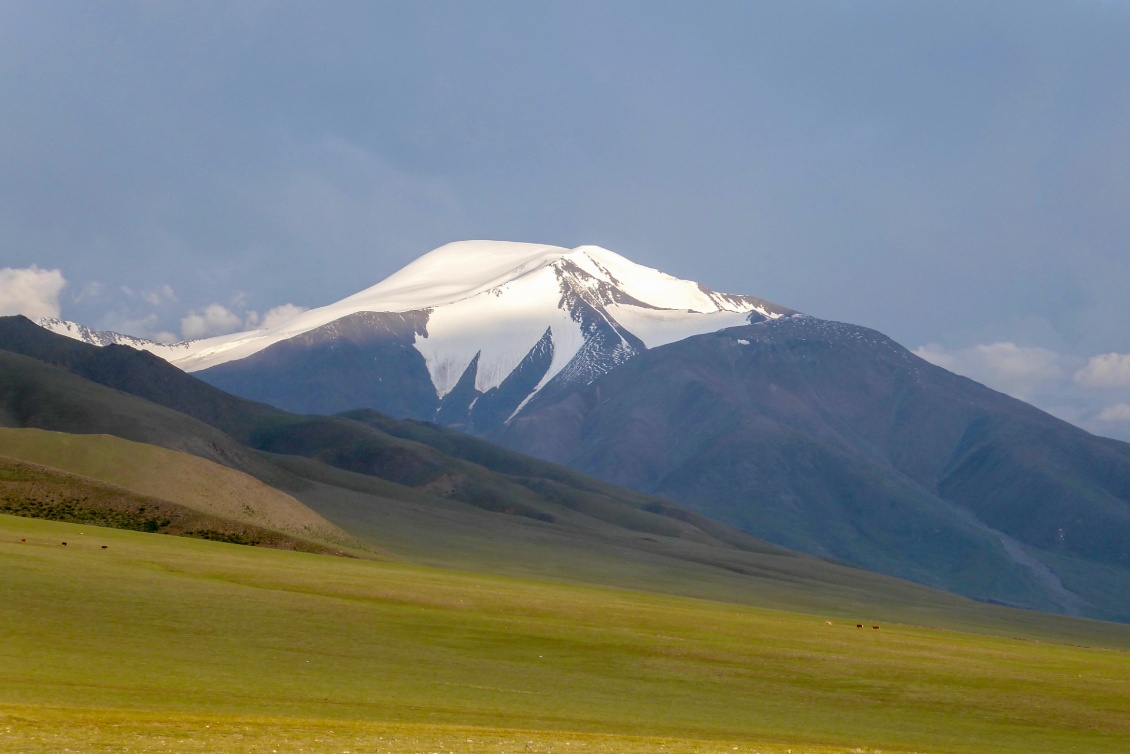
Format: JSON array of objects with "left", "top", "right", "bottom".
[{"left": 2, "top": 514, "right": 1128, "bottom": 753}]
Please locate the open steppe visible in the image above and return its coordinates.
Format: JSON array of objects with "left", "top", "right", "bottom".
[{"left": 2, "top": 514, "right": 1128, "bottom": 753}]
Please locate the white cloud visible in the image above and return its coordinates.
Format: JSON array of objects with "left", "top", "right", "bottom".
[
  {"left": 74, "top": 280, "right": 104, "bottom": 304},
  {"left": 181, "top": 303, "right": 244, "bottom": 339},
  {"left": 913, "top": 342, "right": 1070, "bottom": 400},
  {"left": 0, "top": 265, "right": 67, "bottom": 318},
  {"left": 1074, "top": 353, "right": 1130, "bottom": 389},
  {"left": 180, "top": 298, "right": 302, "bottom": 339},
  {"left": 100, "top": 312, "right": 161, "bottom": 339},
  {"left": 141, "top": 284, "right": 177, "bottom": 306},
  {"left": 1096, "top": 403, "right": 1130, "bottom": 422},
  {"left": 258, "top": 303, "right": 308, "bottom": 329}
]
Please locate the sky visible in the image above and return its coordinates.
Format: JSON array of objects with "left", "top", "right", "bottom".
[{"left": 2, "top": 0, "right": 1130, "bottom": 440}]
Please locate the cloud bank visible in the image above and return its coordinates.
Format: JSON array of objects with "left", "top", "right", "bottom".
[
  {"left": 913, "top": 342, "right": 1070, "bottom": 401},
  {"left": 915, "top": 341, "right": 1130, "bottom": 439},
  {"left": 257, "top": 303, "right": 309, "bottom": 329},
  {"left": 181, "top": 301, "right": 309, "bottom": 338},
  {"left": 181, "top": 304, "right": 244, "bottom": 339},
  {"left": 1097, "top": 403, "right": 1130, "bottom": 423},
  {"left": 1075, "top": 353, "right": 1130, "bottom": 389},
  {"left": 0, "top": 266, "right": 66, "bottom": 319}
]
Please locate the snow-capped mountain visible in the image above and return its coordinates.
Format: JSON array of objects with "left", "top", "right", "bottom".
[
  {"left": 23, "top": 242, "right": 1130, "bottom": 623},
  {"left": 39, "top": 241, "right": 794, "bottom": 427},
  {"left": 35, "top": 317, "right": 193, "bottom": 352}
]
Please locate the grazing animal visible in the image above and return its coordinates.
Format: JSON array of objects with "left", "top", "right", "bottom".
[
  {"left": 873, "top": 626, "right": 880, "bottom": 630},
  {"left": 101, "top": 545, "right": 108, "bottom": 549},
  {"left": 856, "top": 624, "right": 863, "bottom": 628},
  {"left": 20, "top": 539, "right": 26, "bottom": 543},
  {"left": 61, "top": 542, "right": 67, "bottom": 546},
  {"left": 825, "top": 621, "right": 833, "bottom": 626}
]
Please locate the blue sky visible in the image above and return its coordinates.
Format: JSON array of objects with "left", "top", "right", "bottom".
[{"left": 2, "top": 1, "right": 1130, "bottom": 438}]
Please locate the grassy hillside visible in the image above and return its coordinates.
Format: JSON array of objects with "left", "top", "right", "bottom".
[
  {"left": 2, "top": 514, "right": 1128, "bottom": 753},
  {"left": 0, "top": 458, "right": 350, "bottom": 555},
  {"left": 0, "top": 427, "right": 355, "bottom": 548}
]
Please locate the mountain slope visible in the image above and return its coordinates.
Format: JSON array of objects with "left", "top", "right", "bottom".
[
  {"left": 493, "top": 316, "right": 1130, "bottom": 621},
  {"left": 0, "top": 453, "right": 351, "bottom": 554},
  {"left": 0, "top": 347, "right": 282, "bottom": 480},
  {"left": 0, "top": 427, "right": 352, "bottom": 547}
]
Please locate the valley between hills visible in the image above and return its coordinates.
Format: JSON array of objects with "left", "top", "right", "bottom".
[{"left": 3, "top": 242, "right": 1130, "bottom": 752}]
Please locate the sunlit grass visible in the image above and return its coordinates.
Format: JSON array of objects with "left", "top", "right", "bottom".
[
  {"left": 2, "top": 514, "right": 1128, "bottom": 753},
  {"left": 0, "top": 706, "right": 934, "bottom": 753}
]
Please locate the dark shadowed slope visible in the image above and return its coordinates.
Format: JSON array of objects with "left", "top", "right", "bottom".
[
  {"left": 494, "top": 316, "right": 1130, "bottom": 622},
  {"left": 196, "top": 311, "right": 439, "bottom": 419}
]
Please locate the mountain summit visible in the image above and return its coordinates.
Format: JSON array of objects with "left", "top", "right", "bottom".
[{"left": 40, "top": 241, "right": 793, "bottom": 428}]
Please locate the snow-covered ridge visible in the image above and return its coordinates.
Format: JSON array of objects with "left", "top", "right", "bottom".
[
  {"left": 35, "top": 317, "right": 194, "bottom": 352},
  {"left": 37, "top": 241, "right": 795, "bottom": 407}
]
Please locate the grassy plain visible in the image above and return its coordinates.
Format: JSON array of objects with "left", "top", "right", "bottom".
[{"left": 2, "top": 514, "right": 1129, "bottom": 753}]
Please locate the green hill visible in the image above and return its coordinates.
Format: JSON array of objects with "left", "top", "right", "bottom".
[
  {"left": 0, "top": 457, "right": 351, "bottom": 555},
  {"left": 0, "top": 427, "right": 357, "bottom": 550}
]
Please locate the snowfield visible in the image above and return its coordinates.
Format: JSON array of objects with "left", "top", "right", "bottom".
[{"left": 37, "top": 240, "right": 793, "bottom": 402}]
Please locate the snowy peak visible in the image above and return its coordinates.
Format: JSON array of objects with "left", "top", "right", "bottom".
[
  {"left": 35, "top": 317, "right": 192, "bottom": 352},
  {"left": 338, "top": 240, "right": 772, "bottom": 316},
  {"left": 35, "top": 240, "right": 796, "bottom": 428}
]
